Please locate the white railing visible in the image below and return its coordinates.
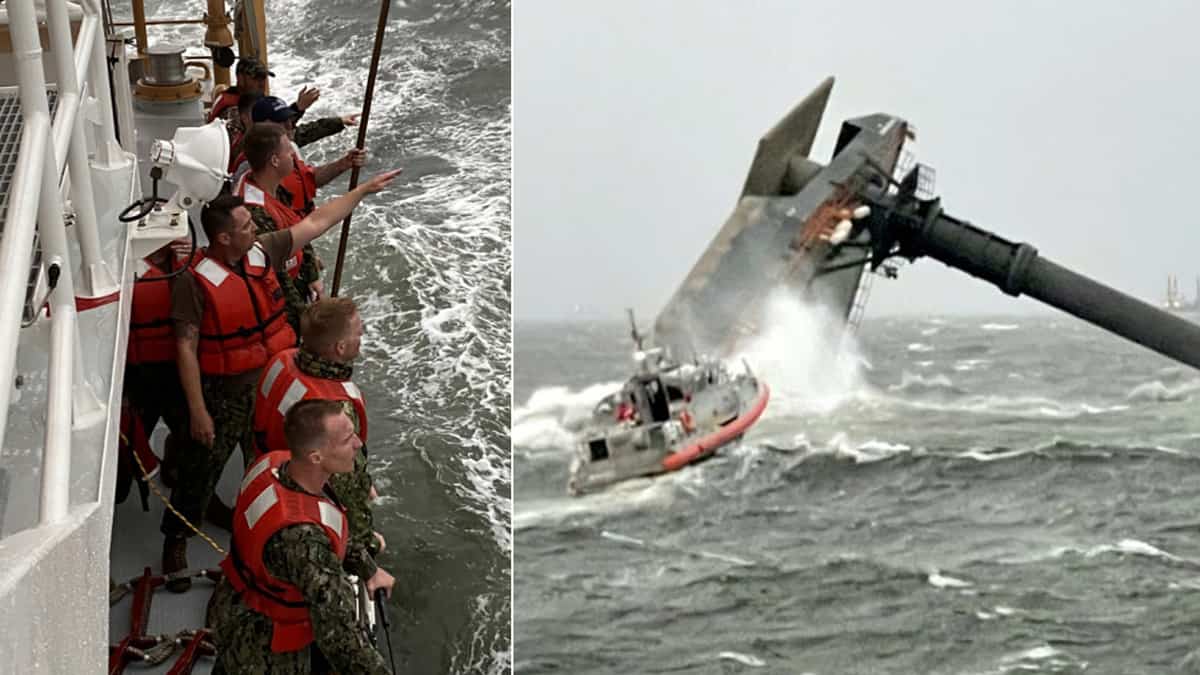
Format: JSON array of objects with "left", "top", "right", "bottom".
[{"left": 0, "top": 0, "right": 121, "bottom": 525}]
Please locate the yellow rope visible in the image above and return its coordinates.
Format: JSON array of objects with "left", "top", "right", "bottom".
[{"left": 124, "top": 432, "right": 228, "bottom": 556}]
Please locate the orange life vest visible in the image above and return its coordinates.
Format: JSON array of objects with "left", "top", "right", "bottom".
[
  {"left": 280, "top": 154, "right": 317, "bottom": 216},
  {"left": 127, "top": 252, "right": 195, "bottom": 365},
  {"left": 192, "top": 244, "right": 297, "bottom": 375},
  {"left": 208, "top": 89, "right": 240, "bottom": 123},
  {"left": 235, "top": 175, "right": 305, "bottom": 279},
  {"left": 219, "top": 451, "right": 349, "bottom": 653},
  {"left": 253, "top": 348, "right": 368, "bottom": 456}
]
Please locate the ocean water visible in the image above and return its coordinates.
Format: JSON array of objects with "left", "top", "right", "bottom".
[
  {"left": 514, "top": 306, "right": 1200, "bottom": 674},
  {"left": 141, "top": 0, "right": 511, "bottom": 671}
]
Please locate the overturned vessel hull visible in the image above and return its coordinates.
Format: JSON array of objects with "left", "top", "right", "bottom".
[{"left": 653, "top": 77, "right": 909, "bottom": 359}]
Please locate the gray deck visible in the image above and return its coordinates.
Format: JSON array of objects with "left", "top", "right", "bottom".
[{"left": 108, "top": 425, "right": 246, "bottom": 674}]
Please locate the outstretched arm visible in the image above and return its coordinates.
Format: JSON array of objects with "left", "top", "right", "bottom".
[{"left": 288, "top": 169, "right": 403, "bottom": 257}]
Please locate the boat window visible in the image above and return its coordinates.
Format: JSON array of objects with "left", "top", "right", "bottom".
[{"left": 588, "top": 438, "right": 609, "bottom": 461}]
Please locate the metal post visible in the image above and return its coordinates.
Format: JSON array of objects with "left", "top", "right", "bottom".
[
  {"left": 45, "top": 0, "right": 118, "bottom": 299},
  {"left": 6, "top": 0, "right": 77, "bottom": 525},
  {"left": 131, "top": 0, "right": 149, "bottom": 55},
  {"left": 84, "top": 0, "right": 124, "bottom": 167},
  {"left": 203, "top": 0, "right": 233, "bottom": 87},
  {"left": 108, "top": 36, "right": 137, "bottom": 155},
  {"left": 0, "top": 0, "right": 52, "bottom": 455}
]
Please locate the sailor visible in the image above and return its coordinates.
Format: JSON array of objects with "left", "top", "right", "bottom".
[
  {"left": 253, "top": 296, "right": 385, "bottom": 567},
  {"left": 209, "top": 399, "right": 394, "bottom": 674},
  {"left": 123, "top": 240, "right": 201, "bottom": 489},
  {"left": 162, "top": 169, "right": 402, "bottom": 592},
  {"left": 226, "top": 91, "right": 260, "bottom": 174},
  {"left": 208, "top": 57, "right": 319, "bottom": 148},
  {"left": 238, "top": 95, "right": 364, "bottom": 216},
  {"left": 234, "top": 123, "right": 317, "bottom": 332}
]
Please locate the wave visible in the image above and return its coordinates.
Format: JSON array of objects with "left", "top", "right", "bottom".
[
  {"left": 716, "top": 652, "right": 767, "bottom": 668},
  {"left": 998, "top": 537, "right": 1191, "bottom": 566},
  {"left": 512, "top": 381, "right": 621, "bottom": 451},
  {"left": 888, "top": 371, "right": 965, "bottom": 396},
  {"left": 1126, "top": 378, "right": 1200, "bottom": 403},
  {"left": 981, "top": 323, "right": 1020, "bottom": 331},
  {"left": 731, "top": 292, "right": 869, "bottom": 416},
  {"left": 882, "top": 391, "right": 1130, "bottom": 420}
]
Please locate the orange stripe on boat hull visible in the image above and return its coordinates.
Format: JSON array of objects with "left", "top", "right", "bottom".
[{"left": 661, "top": 382, "right": 770, "bottom": 473}]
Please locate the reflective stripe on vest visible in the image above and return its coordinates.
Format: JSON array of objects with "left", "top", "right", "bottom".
[
  {"left": 193, "top": 244, "right": 297, "bottom": 376},
  {"left": 235, "top": 176, "right": 305, "bottom": 278},
  {"left": 252, "top": 348, "right": 368, "bottom": 457}
]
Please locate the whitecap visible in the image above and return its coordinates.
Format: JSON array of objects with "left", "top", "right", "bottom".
[
  {"left": 717, "top": 652, "right": 766, "bottom": 667},
  {"left": 928, "top": 570, "right": 972, "bottom": 588}
]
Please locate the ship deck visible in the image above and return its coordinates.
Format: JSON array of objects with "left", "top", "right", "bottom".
[{"left": 108, "top": 427, "right": 243, "bottom": 674}]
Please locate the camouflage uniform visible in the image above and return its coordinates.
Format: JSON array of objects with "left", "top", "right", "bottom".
[
  {"left": 246, "top": 205, "right": 321, "bottom": 335},
  {"left": 160, "top": 375, "right": 256, "bottom": 537},
  {"left": 162, "top": 231, "right": 295, "bottom": 539},
  {"left": 295, "top": 349, "right": 381, "bottom": 567},
  {"left": 209, "top": 470, "right": 389, "bottom": 675},
  {"left": 294, "top": 116, "right": 347, "bottom": 152}
]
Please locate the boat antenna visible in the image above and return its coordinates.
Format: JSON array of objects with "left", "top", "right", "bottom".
[
  {"left": 626, "top": 308, "right": 644, "bottom": 350},
  {"left": 331, "top": 0, "right": 394, "bottom": 296}
]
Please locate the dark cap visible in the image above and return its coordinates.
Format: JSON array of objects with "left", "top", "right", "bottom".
[
  {"left": 236, "top": 57, "right": 274, "bottom": 79},
  {"left": 251, "top": 96, "right": 296, "bottom": 123}
]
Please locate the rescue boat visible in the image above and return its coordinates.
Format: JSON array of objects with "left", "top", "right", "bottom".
[{"left": 567, "top": 317, "right": 769, "bottom": 495}]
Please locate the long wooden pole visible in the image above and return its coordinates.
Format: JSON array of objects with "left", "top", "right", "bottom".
[{"left": 331, "top": 0, "right": 392, "bottom": 297}]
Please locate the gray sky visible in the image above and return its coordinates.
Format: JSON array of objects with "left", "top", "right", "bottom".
[{"left": 514, "top": 1, "right": 1200, "bottom": 321}]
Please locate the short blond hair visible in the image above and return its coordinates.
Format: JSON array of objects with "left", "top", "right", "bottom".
[
  {"left": 300, "top": 297, "right": 359, "bottom": 353},
  {"left": 284, "top": 399, "right": 344, "bottom": 457}
]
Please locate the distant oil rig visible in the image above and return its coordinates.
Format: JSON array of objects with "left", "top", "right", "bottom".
[{"left": 1164, "top": 275, "right": 1200, "bottom": 312}]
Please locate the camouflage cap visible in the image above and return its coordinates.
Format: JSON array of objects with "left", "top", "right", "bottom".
[{"left": 235, "top": 57, "right": 274, "bottom": 79}]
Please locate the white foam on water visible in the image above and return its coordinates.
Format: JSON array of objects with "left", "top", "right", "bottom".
[
  {"left": 511, "top": 381, "right": 622, "bottom": 453},
  {"left": 717, "top": 652, "right": 767, "bottom": 667},
  {"left": 1000, "top": 537, "right": 1185, "bottom": 565},
  {"left": 884, "top": 392, "right": 1131, "bottom": 420},
  {"left": 731, "top": 291, "right": 869, "bottom": 416},
  {"left": 954, "top": 358, "right": 991, "bottom": 372},
  {"left": 812, "top": 433, "right": 913, "bottom": 464},
  {"left": 907, "top": 342, "right": 935, "bottom": 352},
  {"left": 515, "top": 479, "right": 674, "bottom": 531},
  {"left": 981, "top": 323, "right": 1020, "bottom": 331},
  {"left": 696, "top": 550, "right": 755, "bottom": 567},
  {"left": 600, "top": 531, "right": 647, "bottom": 546},
  {"left": 1126, "top": 378, "right": 1200, "bottom": 403},
  {"left": 928, "top": 570, "right": 972, "bottom": 588}
]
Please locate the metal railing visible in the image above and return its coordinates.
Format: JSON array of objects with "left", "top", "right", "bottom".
[{"left": 0, "top": 0, "right": 122, "bottom": 526}]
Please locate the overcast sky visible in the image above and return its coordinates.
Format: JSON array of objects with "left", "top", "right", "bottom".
[{"left": 513, "top": 1, "right": 1200, "bottom": 321}]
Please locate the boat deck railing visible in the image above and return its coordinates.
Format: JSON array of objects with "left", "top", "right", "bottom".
[{"left": 0, "top": 0, "right": 123, "bottom": 527}]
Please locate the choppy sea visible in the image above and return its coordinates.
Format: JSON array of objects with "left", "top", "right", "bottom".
[{"left": 515, "top": 303, "right": 1200, "bottom": 674}]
